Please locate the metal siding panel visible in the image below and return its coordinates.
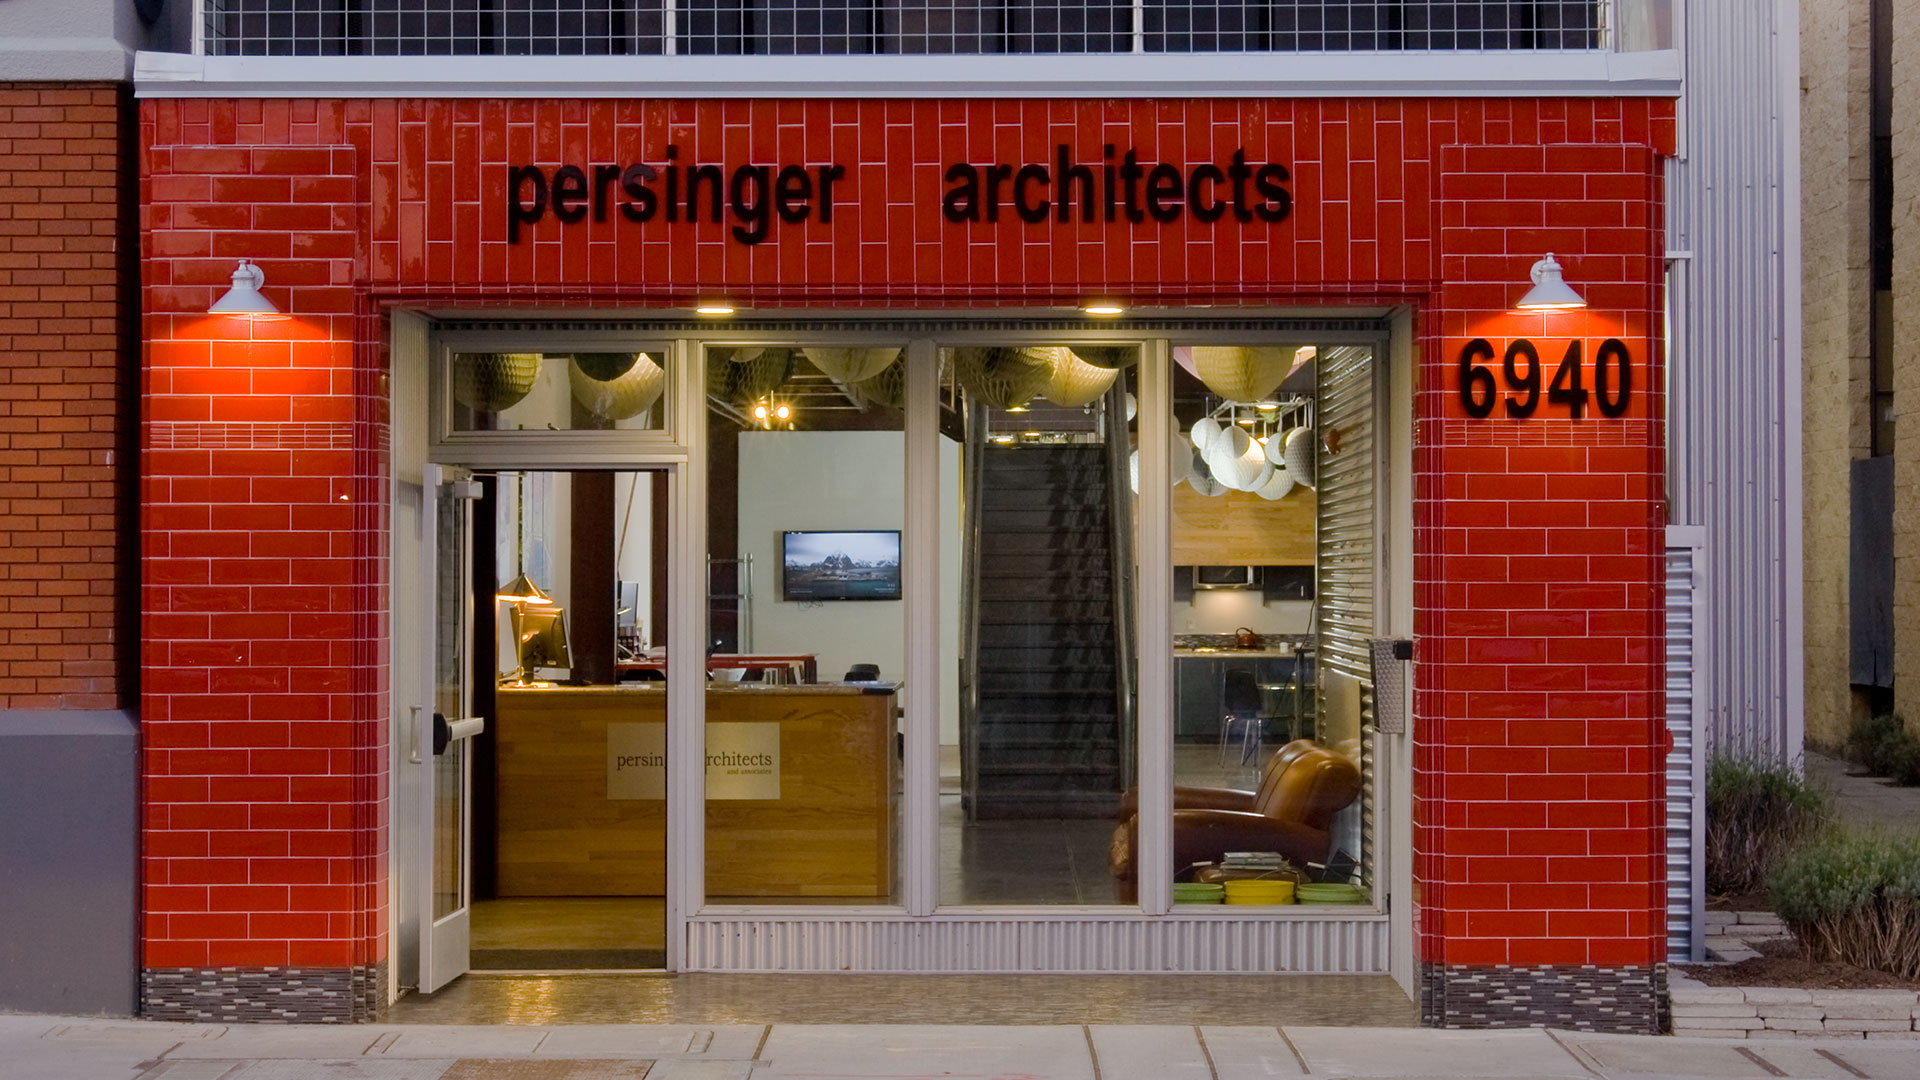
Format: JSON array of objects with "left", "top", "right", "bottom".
[
  {"left": 1667, "top": 0, "right": 1797, "bottom": 764},
  {"left": 1665, "top": 541, "right": 1698, "bottom": 963}
]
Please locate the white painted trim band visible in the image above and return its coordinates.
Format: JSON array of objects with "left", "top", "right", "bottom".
[{"left": 134, "top": 48, "right": 1681, "bottom": 98}]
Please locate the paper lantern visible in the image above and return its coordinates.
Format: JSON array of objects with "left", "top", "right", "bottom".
[
  {"left": 1190, "top": 417, "right": 1225, "bottom": 458},
  {"left": 1128, "top": 449, "right": 1140, "bottom": 494},
  {"left": 1254, "top": 464, "right": 1297, "bottom": 501},
  {"left": 1192, "top": 346, "right": 1294, "bottom": 403},
  {"left": 1067, "top": 345, "right": 1137, "bottom": 369},
  {"left": 1190, "top": 467, "right": 1229, "bottom": 497},
  {"left": 1263, "top": 432, "right": 1287, "bottom": 466},
  {"left": 452, "top": 352, "right": 541, "bottom": 413},
  {"left": 570, "top": 352, "right": 666, "bottom": 420},
  {"left": 801, "top": 347, "right": 901, "bottom": 384},
  {"left": 709, "top": 346, "right": 794, "bottom": 403},
  {"left": 1208, "top": 426, "right": 1272, "bottom": 491},
  {"left": 1173, "top": 432, "right": 1198, "bottom": 486},
  {"left": 1283, "top": 426, "right": 1316, "bottom": 489},
  {"left": 1044, "top": 347, "right": 1121, "bottom": 408},
  {"left": 955, "top": 346, "right": 1053, "bottom": 410},
  {"left": 849, "top": 357, "right": 905, "bottom": 409}
]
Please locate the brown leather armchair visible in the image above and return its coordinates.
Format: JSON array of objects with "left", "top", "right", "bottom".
[{"left": 1109, "top": 739, "right": 1361, "bottom": 903}]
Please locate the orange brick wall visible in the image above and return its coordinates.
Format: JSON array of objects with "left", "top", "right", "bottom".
[{"left": 0, "top": 82, "right": 134, "bottom": 712}]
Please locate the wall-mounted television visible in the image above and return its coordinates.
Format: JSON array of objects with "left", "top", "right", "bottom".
[{"left": 782, "top": 530, "right": 902, "bottom": 601}]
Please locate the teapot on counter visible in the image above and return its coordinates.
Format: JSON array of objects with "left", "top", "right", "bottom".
[{"left": 1235, "top": 626, "right": 1263, "bottom": 649}]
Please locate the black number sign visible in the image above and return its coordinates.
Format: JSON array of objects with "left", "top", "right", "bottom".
[{"left": 1458, "top": 337, "right": 1632, "bottom": 420}]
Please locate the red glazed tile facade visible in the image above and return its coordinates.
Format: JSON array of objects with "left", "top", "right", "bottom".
[{"left": 139, "top": 96, "right": 1674, "bottom": 993}]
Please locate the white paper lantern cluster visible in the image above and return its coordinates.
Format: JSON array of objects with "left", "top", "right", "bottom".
[{"left": 1185, "top": 411, "right": 1314, "bottom": 500}]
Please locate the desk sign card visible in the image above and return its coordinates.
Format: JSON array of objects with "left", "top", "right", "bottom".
[{"left": 608, "top": 722, "right": 781, "bottom": 800}]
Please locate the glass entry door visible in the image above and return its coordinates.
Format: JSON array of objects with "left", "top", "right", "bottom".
[{"left": 418, "top": 463, "right": 484, "bottom": 992}]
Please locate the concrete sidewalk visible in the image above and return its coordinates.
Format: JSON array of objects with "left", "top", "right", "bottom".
[{"left": 7, "top": 1015, "right": 1920, "bottom": 1080}]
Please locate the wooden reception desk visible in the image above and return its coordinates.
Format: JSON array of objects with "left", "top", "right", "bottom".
[{"left": 494, "top": 683, "right": 896, "bottom": 898}]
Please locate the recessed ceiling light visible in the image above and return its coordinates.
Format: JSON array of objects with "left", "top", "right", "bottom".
[
  {"left": 1083, "top": 303, "right": 1125, "bottom": 317},
  {"left": 695, "top": 303, "right": 735, "bottom": 316}
]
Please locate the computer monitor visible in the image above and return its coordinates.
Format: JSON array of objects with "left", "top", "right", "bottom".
[{"left": 513, "top": 605, "right": 571, "bottom": 674}]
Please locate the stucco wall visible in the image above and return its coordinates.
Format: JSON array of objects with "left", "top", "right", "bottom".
[
  {"left": 1896, "top": 0, "right": 1920, "bottom": 723},
  {"left": 1800, "top": 0, "right": 1874, "bottom": 747}
]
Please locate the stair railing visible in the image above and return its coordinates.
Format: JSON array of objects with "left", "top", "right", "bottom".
[
  {"left": 958, "top": 400, "right": 988, "bottom": 818},
  {"left": 1101, "top": 381, "right": 1139, "bottom": 790}
]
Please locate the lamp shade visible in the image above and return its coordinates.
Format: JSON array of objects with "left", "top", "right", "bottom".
[
  {"left": 208, "top": 259, "right": 286, "bottom": 319},
  {"left": 1515, "top": 253, "right": 1588, "bottom": 310},
  {"left": 1043, "top": 347, "right": 1121, "bottom": 407},
  {"left": 1066, "top": 345, "right": 1137, "bottom": 369},
  {"left": 570, "top": 352, "right": 666, "bottom": 420},
  {"left": 452, "top": 352, "right": 541, "bottom": 413},
  {"left": 497, "top": 572, "right": 553, "bottom": 605},
  {"left": 1192, "top": 346, "right": 1294, "bottom": 403}
]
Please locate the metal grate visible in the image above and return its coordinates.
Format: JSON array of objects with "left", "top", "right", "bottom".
[{"left": 203, "top": 0, "right": 1607, "bottom": 56}]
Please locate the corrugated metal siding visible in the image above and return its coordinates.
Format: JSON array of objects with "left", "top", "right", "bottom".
[
  {"left": 1665, "top": 534, "right": 1704, "bottom": 963},
  {"left": 685, "top": 914, "right": 1391, "bottom": 972},
  {"left": 1666, "top": 0, "right": 1799, "bottom": 762},
  {"left": 1316, "top": 344, "right": 1377, "bottom": 877}
]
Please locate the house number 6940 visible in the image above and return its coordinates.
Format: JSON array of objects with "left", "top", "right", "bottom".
[{"left": 1457, "top": 338, "right": 1632, "bottom": 420}]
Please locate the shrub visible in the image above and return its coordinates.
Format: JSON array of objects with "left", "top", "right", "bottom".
[
  {"left": 1769, "top": 828, "right": 1920, "bottom": 979},
  {"left": 1704, "top": 754, "right": 1828, "bottom": 895},
  {"left": 1846, "top": 713, "right": 1908, "bottom": 777},
  {"left": 1845, "top": 713, "right": 1920, "bottom": 785}
]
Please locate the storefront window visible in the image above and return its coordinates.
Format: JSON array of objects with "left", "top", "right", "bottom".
[
  {"left": 941, "top": 344, "right": 1140, "bottom": 905},
  {"left": 703, "top": 344, "right": 908, "bottom": 905},
  {"left": 1153, "top": 344, "right": 1373, "bottom": 909}
]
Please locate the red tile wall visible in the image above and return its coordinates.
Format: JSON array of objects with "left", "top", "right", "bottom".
[
  {"left": 0, "top": 83, "right": 131, "bottom": 711},
  {"left": 141, "top": 96, "right": 1672, "bottom": 972}
]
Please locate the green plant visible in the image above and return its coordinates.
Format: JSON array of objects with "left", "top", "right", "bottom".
[
  {"left": 1846, "top": 713, "right": 1910, "bottom": 777},
  {"left": 1704, "top": 754, "right": 1828, "bottom": 895},
  {"left": 1769, "top": 828, "right": 1920, "bottom": 979}
]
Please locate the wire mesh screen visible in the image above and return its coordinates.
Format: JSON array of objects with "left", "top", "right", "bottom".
[{"left": 204, "top": 0, "right": 1604, "bottom": 55}]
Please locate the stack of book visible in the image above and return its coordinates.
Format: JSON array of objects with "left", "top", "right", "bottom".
[{"left": 1220, "top": 851, "right": 1292, "bottom": 873}]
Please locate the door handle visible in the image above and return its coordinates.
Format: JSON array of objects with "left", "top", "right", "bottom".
[{"left": 432, "top": 712, "right": 487, "bottom": 756}]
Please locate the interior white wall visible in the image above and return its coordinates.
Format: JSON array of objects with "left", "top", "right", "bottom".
[
  {"left": 613, "top": 473, "right": 654, "bottom": 648},
  {"left": 737, "top": 429, "right": 962, "bottom": 742}
]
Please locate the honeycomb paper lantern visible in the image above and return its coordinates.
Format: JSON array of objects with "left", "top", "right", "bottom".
[
  {"left": 1255, "top": 464, "right": 1297, "bottom": 501},
  {"left": 1263, "top": 432, "right": 1288, "bottom": 466},
  {"left": 955, "top": 346, "right": 1053, "bottom": 410},
  {"left": 452, "top": 352, "right": 541, "bottom": 413},
  {"left": 1192, "top": 346, "right": 1294, "bottom": 403},
  {"left": 570, "top": 352, "right": 666, "bottom": 421},
  {"left": 1067, "top": 345, "right": 1138, "bottom": 369},
  {"left": 802, "top": 347, "right": 901, "bottom": 384},
  {"left": 709, "top": 346, "right": 794, "bottom": 403},
  {"left": 1203, "top": 425, "right": 1253, "bottom": 485},
  {"left": 1043, "top": 347, "right": 1121, "bottom": 408},
  {"left": 1190, "top": 467, "right": 1229, "bottom": 497},
  {"left": 1283, "top": 426, "right": 1317, "bottom": 489},
  {"left": 1190, "top": 417, "right": 1224, "bottom": 458},
  {"left": 849, "top": 357, "right": 906, "bottom": 409},
  {"left": 1212, "top": 428, "right": 1273, "bottom": 492}
]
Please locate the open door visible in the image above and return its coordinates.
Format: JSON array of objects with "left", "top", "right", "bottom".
[{"left": 417, "top": 463, "right": 484, "bottom": 993}]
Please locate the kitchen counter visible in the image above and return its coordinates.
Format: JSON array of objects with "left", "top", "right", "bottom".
[{"left": 1175, "top": 646, "right": 1304, "bottom": 658}]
